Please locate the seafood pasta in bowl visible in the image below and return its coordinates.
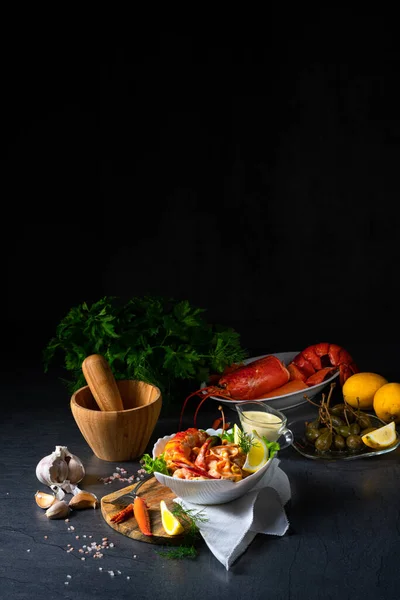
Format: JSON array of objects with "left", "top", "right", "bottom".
[{"left": 151, "top": 427, "right": 276, "bottom": 505}]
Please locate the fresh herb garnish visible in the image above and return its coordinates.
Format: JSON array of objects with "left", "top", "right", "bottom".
[
  {"left": 221, "top": 428, "right": 280, "bottom": 458},
  {"left": 158, "top": 545, "right": 197, "bottom": 559},
  {"left": 140, "top": 453, "right": 170, "bottom": 475},
  {"left": 221, "top": 428, "right": 255, "bottom": 453},
  {"left": 172, "top": 503, "right": 209, "bottom": 532},
  {"left": 157, "top": 504, "right": 208, "bottom": 559},
  {"left": 221, "top": 429, "right": 234, "bottom": 443},
  {"left": 262, "top": 437, "right": 280, "bottom": 459},
  {"left": 237, "top": 430, "right": 255, "bottom": 454},
  {"left": 43, "top": 295, "right": 247, "bottom": 408}
]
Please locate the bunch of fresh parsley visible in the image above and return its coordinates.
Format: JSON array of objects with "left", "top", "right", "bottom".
[{"left": 43, "top": 295, "right": 247, "bottom": 407}]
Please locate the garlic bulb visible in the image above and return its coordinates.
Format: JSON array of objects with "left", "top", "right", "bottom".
[
  {"left": 36, "top": 446, "right": 85, "bottom": 496},
  {"left": 45, "top": 500, "right": 70, "bottom": 519}
]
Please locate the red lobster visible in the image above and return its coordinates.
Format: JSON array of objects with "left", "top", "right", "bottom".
[
  {"left": 179, "top": 355, "right": 290, "bottom": 429},
  {"left": 179, "top": 343, "right": 358, "bottom": 430}
]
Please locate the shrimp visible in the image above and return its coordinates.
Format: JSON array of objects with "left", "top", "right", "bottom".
[
  {"left": 172, "top": 467, "right": 210, "bottom": 480},
  {"left": 163, "top": 427, "right": 247, "bottom": 481}
]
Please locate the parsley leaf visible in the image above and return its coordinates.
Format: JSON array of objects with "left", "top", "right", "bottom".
[
  {"left": 262, "top": 437, "right": 280, "bottom": 459},
  {"left": 43, "top": 295, "right": 248, "bottom": 409},
  {"left": 140, "top": 453, "right": 170, "bottom": 475},
  {"left": 221, "top": 430, "right": 235, "bottom": 443}
]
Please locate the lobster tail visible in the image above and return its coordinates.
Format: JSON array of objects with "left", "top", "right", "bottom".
[
  {"left": 180, "top": 356, "right": 290, "bottom": 429},
  {"left": 217, "top": 355, "right": 290, "bottom": 400}
]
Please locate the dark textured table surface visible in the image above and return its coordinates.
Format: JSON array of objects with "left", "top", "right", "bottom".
[{"left": 1, "top": 353, "right": 400, "bottom": 600}]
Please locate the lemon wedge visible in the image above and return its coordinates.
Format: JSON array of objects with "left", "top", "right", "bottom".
[
  {"left": 233, "top": 423, "right": 242, "bottom": 445},
  {"left": 361, "top": 421, "right": 397, "bottom": 449},
  {"left": 242, "top": 430, "right": 269, "bottom": 474},
  {"left": 160, "top": 500, "right": 185, "bottom": 536}
]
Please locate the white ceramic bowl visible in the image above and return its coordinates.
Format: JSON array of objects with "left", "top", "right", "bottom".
[
  {"left": 152, "top": 428, "right": 273, "bottom": 505},
  {"left": 201, "top": 351, "right": 340, "bottom": 412}
]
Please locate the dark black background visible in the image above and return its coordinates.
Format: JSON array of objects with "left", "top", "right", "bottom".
[{"left": 3, "top": 17, "right": 400, "bottom": 375}]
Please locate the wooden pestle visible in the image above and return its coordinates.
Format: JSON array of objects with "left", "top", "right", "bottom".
[{"left": 82, "top": 354, "right": 125, "bottom": 411}]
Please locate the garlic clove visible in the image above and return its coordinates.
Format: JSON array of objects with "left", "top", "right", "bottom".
[
  {"left": 65, "top": 453, "right": 85, "bottom": 485},
  {"left": 49, "top": 455, "right": 69, "bottom": 484},
  {"left": 68, "top": 491, "right": 98, "bottom": 510},
  {"left": 45, "top": 500, "right": 71, "bottom": 519},
  {"left": 35, "top": 490, "right": 56, "bottom": 509}
]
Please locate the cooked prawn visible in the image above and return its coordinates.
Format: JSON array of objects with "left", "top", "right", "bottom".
[{"left": 172, "top": 467, "right": 210, "bottom": 480}]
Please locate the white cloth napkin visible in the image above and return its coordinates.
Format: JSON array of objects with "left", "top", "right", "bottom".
[{"left": 174, "top": 457, "right": 291, "bottom": 570}]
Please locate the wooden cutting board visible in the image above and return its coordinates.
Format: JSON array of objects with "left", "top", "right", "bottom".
[{"left": 101, "top": 477, "right": 189, "bottom": 545}]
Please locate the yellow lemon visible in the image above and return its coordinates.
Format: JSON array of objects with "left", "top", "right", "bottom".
[
  {"left": 242, "top": 431, "right": 269, "bottom": 474},
  {"left": 233, "top": 423, "right": 242, "bottom": 445},
  {"left": 361, "top": 421, "right": 397, "bottom": 449},
  {"left": 160, "top": 500, "right": 185, "bottom": 536},
  {"left": 342, "top": 372, "right": 388, "bottom": 410},
  {"left": 373, "top": 382, "right": 400, "bottom": 424}
]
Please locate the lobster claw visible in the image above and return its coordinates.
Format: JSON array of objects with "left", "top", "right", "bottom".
[
  {"left": 288, "top": 343, "right": 359, "bottom": 387},
  {"left": 305, "top": 367, "right": 337, "bottom": 386},
  {"left": 338, "top": 362, "right": 359, "bottom": 386}
]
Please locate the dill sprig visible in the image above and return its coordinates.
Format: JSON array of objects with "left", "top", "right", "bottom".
[
  {"left": 157, "top": 504, "right": 208, "bottom": 560},
  {"left": 237, "top": 430, "right": 256, "bottom": 454},
  {"left": 172, "top": 503, "right": 208, "bottom": 532},
  {"left": 221, "top": 427, "right": 255, "bottom": 453},
  {"left": 158, "top": 545, "right": 198, "bottom": 559}
]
